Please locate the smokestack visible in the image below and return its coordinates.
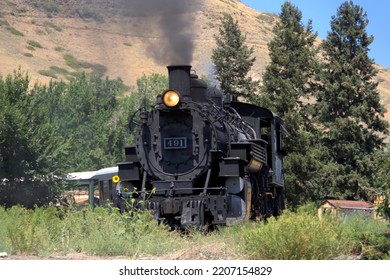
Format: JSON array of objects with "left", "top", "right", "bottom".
[{"left": 167, "top": 65, "right": 191, "bottom": 97}]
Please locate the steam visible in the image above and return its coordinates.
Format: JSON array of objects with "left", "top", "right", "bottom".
[{"left": 117, "top": 0, "right": 202, "bottom": 65}]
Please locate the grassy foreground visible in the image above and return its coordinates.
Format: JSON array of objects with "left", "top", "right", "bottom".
[{"left": 0, "top": 205, "right": 389, "bottom": 260}]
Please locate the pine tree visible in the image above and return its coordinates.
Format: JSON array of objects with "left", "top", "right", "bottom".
[
  {"left": 316, "top": 1, "right": 388, "bottom": 199},
  {"left": 211, "top": 13, "right": 257, "bottom": 99},
  {"left": 259, "top": 2, "right": 320, "bottom": 205}
]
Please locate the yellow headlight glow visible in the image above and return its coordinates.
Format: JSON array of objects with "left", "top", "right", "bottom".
[{"left": 163, "top": 90, "right": 180, "bottom": 107}]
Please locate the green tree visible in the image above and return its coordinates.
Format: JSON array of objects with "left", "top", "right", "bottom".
[
  {"left": 59, "top": 73, "right": 126, "bottom": 171},
  {"left": 315, "top": 1, "right": 388, "bottom": 200},
  {"left": 0, "top": 70, "right": 65, "bottom": 207},
  {"left": 258, "top": 2, "right": 320, "bottom": 206},
  {"left": 0, "top": 69, "right": 128, "bottom": 207},
  {"left": 0, "top": 69, "right": 34, "bottom": 178},
  {"left": 372, "top": 149, "right": 390, "bottom": 220},
  {"left": 120, "top": 73, "right": 168, "bottom": 145},
  {"left": 211, "top": 13, "right": 257, "bottom": 99}
]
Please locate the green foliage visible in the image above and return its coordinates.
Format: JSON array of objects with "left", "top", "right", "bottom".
[
  {"left": 57, "top": 73, "right": 126, "bottom": 171},
  {"left": 372, "top": 149, "right": 390, "bottom": 220},
  {"left": 6, "top": 26, "right": 24, "bottom": 36},
  {"left": 28, "top": 40, "right": 43, "bottom": 48},
  {"left": 63, "top": 54, "right": 107, "bottom": 76},
  {"left": 257, "top": 2, "right": 321, "bottom": 206},
  {"left": 0, "top": 69, "right": 128, "bottom": 207},
  {"left": 211, "top": 13, "right": 257, "bottom": 99},
  {"left": 0, "top": 69, "right": 33, "bottom": 178},
  {"left": 63, "top": 54, "right": 81, "bottom": 69},
  {"left": 1, "top": 206, "right": 389, "bottom": 259},
  {"left": 341, "top": 215, "right": 390, "bottom": 259},
  {"left": 242, "top": 212, "right": 349, "bottom": 259},
  {"left": 0, "top": 205, "right": 182, "bottom": 258},
  {"left": 54, "top": 46, "right": 65, "bottom": 52},
  {"left": 122, "top": 73, "right": 168, "bottom": 143},
  {"left": 38, "top": 69, "right": 57, "bottom": 78},
  {"left": 315, "top": 1, "right": 389, "bottom": 200}
]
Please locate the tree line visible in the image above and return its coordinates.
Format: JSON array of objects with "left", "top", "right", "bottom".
[
  {"left": 0, "top": 1, "right": 389, "bottom": 216},
  {"left": 211, "top": 1, "right": 390, "bottom": 214},
  {"left": 0, "top": 68, "right": 167, "bottom": 206}
]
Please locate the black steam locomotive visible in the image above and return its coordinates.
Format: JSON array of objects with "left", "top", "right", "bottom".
[{"left": 114, "top": 65, "right": 285, "bottom": 228}]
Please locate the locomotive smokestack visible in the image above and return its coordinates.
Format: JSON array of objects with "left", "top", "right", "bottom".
[{"left": 167, "top": 65, "right": 191, "bottom": 97}]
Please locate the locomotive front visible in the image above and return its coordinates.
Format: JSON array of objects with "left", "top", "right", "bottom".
[
  {"left": 115, "top": 65, "right": 280, "bottom": 228},
  {"left": 136, "top": 65, "right": 220, "bottom": 182}
]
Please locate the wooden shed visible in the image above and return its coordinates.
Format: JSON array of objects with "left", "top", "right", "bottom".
[{"left": 317, "top": 199, "right": 375, "bottom": 219}]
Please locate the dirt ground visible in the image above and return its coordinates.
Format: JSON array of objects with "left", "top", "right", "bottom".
[{"left": 2, "top": 243, "right": 243, "bottom": 260}]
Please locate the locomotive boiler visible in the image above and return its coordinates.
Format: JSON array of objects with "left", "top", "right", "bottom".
[{"left": 114, "top": 65, "right": 285, "bottom": 228}]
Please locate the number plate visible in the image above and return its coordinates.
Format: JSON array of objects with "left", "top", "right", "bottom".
[{"left": 163, "top": 137, "right": 187, "bottom": 149}]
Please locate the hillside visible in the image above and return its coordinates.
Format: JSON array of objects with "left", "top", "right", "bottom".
[{"left": 1, "top": 0, "right": 390, "bottom": 118}]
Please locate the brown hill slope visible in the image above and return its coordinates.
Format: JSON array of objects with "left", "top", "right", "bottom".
[{"left": 1, "top": 0, "right": 390, "bottom": 119}]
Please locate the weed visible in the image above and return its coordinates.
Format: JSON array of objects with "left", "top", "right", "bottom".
[
  {"left": 242, "top": 211, "right": 350, "bottom": 259},
  {"left": 0, "top": 205, "right": 182, "bottom": 258},
  {"left": 64, "top": 54, "right": 81, "bottom": 69},
  {"left": 341, "top": 215, "right": 390, "bottom": 259},
  {"left": 28, "top": 40, "right": 43, "bottom": 48},
  {"left": 1, "top": 205, "right": 387, "bottom": 259},
  {"left": 39, "top": 69, "right": 57, "bottom": 78},
  {"left": 54, "top": 46, "right": 65, "bottom": 52},
  {"left": 6, "top": 26, "right": 24, "bottom": 36}
]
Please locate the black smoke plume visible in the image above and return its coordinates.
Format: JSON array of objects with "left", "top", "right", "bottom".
[{"left": 117, "top": 0, "right": 202, "bottom": 65}]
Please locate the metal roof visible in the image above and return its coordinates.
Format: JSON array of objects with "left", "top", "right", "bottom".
[
  {"left": 67, "top": 166, "right": 118, "bottom": 183},
  {"left": 321, "top": 199, "right": 375, "bottom": 210}
]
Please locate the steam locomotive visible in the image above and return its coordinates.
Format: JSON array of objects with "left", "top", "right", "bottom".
[{"left": 114, "top": 65, "right": 285, "bottom": 228}]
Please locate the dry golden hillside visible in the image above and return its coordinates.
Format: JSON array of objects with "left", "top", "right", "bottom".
[{"left": 1, "top": 0, "right": 389, "bottom": 118}]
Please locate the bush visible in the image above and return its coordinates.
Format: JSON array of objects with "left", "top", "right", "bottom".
[
  {"left": 6, "top": 26, "right": 24, "bottom": 36},
  {"left": 242, "top": 211, "right": 350, "bottom": 259},
  {"left": 341, "top": 215, "right": 390, "bottom": 259},
  {"left": 28, "top": 40, "right": 43, "bottom": 48},
  {"left": 0, "top": 205, "right": 182, "bottom": 258}
]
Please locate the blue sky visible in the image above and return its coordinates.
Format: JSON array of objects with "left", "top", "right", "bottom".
[{"left": 241, "top": 0, "right": 390, "bottom": 69}]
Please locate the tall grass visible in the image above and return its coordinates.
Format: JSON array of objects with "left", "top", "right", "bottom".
[
  {"left": 0, "top": 205, "right": 183, "bottom": 258},
  {"left": 340, "top": 215, "right": 390, "bottom": 259},
  {"left": 241, "top": 211, "right": 351, "bottom": 259},
  {"left": 1, "top": 206, "right": 389, "bottom": 259}
]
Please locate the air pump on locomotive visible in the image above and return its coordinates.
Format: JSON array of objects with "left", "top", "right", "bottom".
[{"left": 114, "top": 65, "right": 285, "bottom": 228}]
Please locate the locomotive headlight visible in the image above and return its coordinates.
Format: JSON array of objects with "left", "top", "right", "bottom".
[{"left": 163, "top": 90, "right": 181, "bottom": 107}]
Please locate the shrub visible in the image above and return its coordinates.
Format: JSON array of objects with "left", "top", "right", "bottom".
[
  {"left": 28, "top": 40, "right": 43, "bottom": 48},
  {"left": 341, "top": 215, "right": 390, "bottom": 259},
  {"left": 0, "top": 205, "right": 182, "bottom": 258},
  {"left": 54, "top": 46, "right": 65, "bottom": 52},
  {"left": 39, "top": 69, "right": 57, "bottom": 78},
  {"left": 63, "top": 54, "right": 80, "bottom": 69},
  {"left": 242, "top": 211, "right": 350, "bottom": 259},
  {"left": 6, "top": 26, "right": 24, "bottom": 36}
]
